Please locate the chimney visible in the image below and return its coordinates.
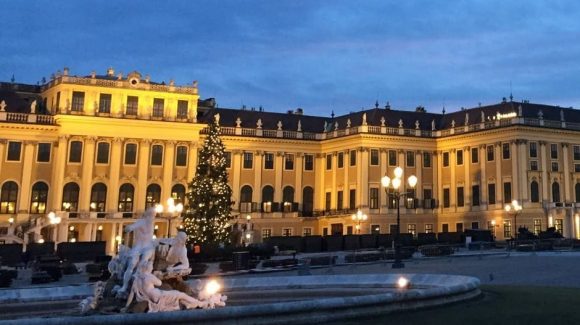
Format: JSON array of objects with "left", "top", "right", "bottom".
[
  {"left": 107, "top": 67, "right": 115, "bottom": 77},
  {"left": 295, "top": 108, "right": 303, "bottom": 115},
  {"left": 63, "top": 67, "right": 69, "bottom": 76}
]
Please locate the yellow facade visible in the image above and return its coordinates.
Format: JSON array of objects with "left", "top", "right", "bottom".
[{"left": 1, "top": 68, "right": 580, "bottom": 254}]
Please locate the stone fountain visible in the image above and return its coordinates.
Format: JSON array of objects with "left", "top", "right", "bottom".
[{"left": 79, "top": 208, "right": 226, "bottom": 314}]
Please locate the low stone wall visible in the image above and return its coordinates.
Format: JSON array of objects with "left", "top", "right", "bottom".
[{"left": 0, "top": 274, "right": 480, "bottom": 325}]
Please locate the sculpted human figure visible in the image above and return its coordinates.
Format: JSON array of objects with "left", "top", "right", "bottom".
[
  {"left": 129, "top": 260, "right": 201, "bottom": 312},
  {"left": 158, "top": 231, "right": 189, "bottom": 272},
  {"left": 115, "top": 208, "right": 157, "bottom": 297}
]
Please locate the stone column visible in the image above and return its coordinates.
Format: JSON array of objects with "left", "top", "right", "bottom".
[
  {"left": 540, "top": 141, "right": 549, "bottom": 203},
  {"left": 79, "top": 137, "right": 96, "bottom": 212},
  {"left": 231, "top": 150, "right": 242, "bottom": 209},
  {"left": 295, "top": 153, "right": 303, "bottom": 209},
  {"left": 186, "top": 141, "right": 198, "bottom": 181},
  {"left": 51, "top": 136, "right": 69, "bottom": 211},
  {"left": 136, "top": 139, "right": 151, "bottom": 212},
  {"left": 511, "top": 140, "right": 519, "bottom": 201},
  {"left": 0, "top": 140, "right": 5, "bottom": 183},
  {"left": 331, "top": 152, "right": 337, "bottom": 209},
  {"left": 436, "top": 151, "right": 443, "bottom": 212},
  {"left": 254, "top": 151, "right": 263, "bottom": 208},
  {"left": 495, "top": 142, "right": 503, "bottom": 206},
  {"left": 18, "top": 141, "right": 36, "bottom": 212},
  {"left": 360, "top": 148, "right": 370, "bottom": 208},
  {"left": 380, "top": 149, "right": 387, "bottom": 211},
  {"left": 464, "top": 147, "right": 470, "bottom": 207},
  {"left": 274, "top": 152, "right": 284, "bottom": 203},
  {"left": 480, "top": 145, "right": 487, "bottom": 209},
  {"left": 450, "top": 149, "right": 456, "bottom": 210},
  {"left": 161, "top": 141, "right": 176, "bottom": 202},
  {"left": 107, "top": 137, "right": 123, "bottom": 212},
  {"left": 314, "top": 153, "right": 325, "bottom": 211},
  {"left": 562, "top": 143, "right": 571, "bottom": 202},
  {"left": 415, "top": 150, "right": 423, "bottom": 201}
]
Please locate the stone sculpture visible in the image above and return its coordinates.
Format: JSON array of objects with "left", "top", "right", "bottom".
[
  {"left": 277, "top": 121, "right": 283, "bottom": 130},
  {"left": 157, "top": 232, "right": 189, "bottom": 272},
  {"left": 465, "top": 113, "right": 469, "bottom": 125},
  {"left": 346, "top": 118, "right": 351, "bottom": 128},
  {"left": 481, "top": 111, "right": 485, "bottom": 123},
  {"left": 235, "top": 117, "right": 242, "bottom": 127},
  {"left": 30, "top": 100, "right": 37, "bottom": 114},
  {"left": 362, "top": 113, "right": 367, "bottom": 126},
  {"left": 334, "top": 121, "right": 338, "bottom": 131},
  {"left": 451, "top": 119, "right": 456, "bottom": 128},
  {"left": 256, "top": 118, "right": 263, "bottom": 129},
  {"left": 297, "top": 120, "right": 302, "bottom": 132},
  {"left": 0, "top": 100, "right": 6, "bottom": 112},
  {"left": 398, "top": 119, "right": 403, "bottom": 128},
  {"left": 431, "top": 120, "right": 436, "bottom": 131},
  {"left": 79, "top": 281, "right": 105, "bottom": 314},
  {"left": 415, "top": 120, "right": 420, "bottom": 129},
  {"left": 380, "top": 116, "right": 385, "bottom": 127}
]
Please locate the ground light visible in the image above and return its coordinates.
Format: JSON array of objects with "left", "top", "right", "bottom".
[{"left": 397, "top": 276, "right": 410, "bottom": 289}]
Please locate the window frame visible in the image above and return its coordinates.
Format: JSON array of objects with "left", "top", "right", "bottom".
[
  {"left": 243, "top": 152, "right": 254, "bottom": 169},
  {"left": 6, "top": 141, "right": 22, "bottom": 162},
  {"left": 502, "top": 143, "right": 511, "bottom": 160},
  {"left": 36, "top": 143, "right": 51, "bottom": 163},
  {"left": 284, "top": 153, "right": 294, "bottom": 170},
  {"left": 370, "top": 149, "right": 379, "bottom": 166},
  {"left": 150, "top": 144, "right": 164, "bottom": 166},
  {"left": 471, "top": 147, "right": 479, "bottom": 164},
  {"left": 68, "top": 140, "right": 83, "bottom": 164},
  {"left": 175, "top": 145, "right": 188, "bottom": 167},
  {"left": 406, "top": 151, "right": 415, "bottom": 167},
  {"left": 304, "top": 154, "right": 313, "bottom": 171},
  {"left": 124, "top": 143, "right": 138, "bottom": 165},
  {"left": 95, "top": 142, "right": 110, "bottom": 165}
]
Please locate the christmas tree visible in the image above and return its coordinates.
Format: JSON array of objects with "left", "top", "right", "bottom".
[{"left": 183, "top": 113, "right": 232, "bottom": 246}]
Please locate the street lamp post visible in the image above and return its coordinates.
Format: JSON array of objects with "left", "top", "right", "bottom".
[
  {"left": 47, "top": 211, "right": 61, "bottom": 244},
  {"left": 505, "top": 200, "right": 522, "bottom": 240},
  {"left": 155, "top": 198, "right": 184, "bottom": 238},
  {"left": 244, "top": 215, "right": 253, "bottom": 246},
  {"left": 351, "top": 210, "right": 368, "bottom": 234},
  {"left": 381, "top": 167, "right": 417, "bottom": 269}
]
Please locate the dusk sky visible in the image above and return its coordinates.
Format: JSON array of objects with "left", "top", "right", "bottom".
[{"left": 1, "top": 1, "right": 579, "bottom": 116}]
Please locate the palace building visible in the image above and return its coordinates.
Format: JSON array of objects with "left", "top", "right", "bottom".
[{"left": 1, "top": 67, "right": 579, "bottom": 254}]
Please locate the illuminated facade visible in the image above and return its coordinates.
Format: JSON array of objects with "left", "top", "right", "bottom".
[{"left": 1, "top": 67, "right": 580, "bottom": 254}]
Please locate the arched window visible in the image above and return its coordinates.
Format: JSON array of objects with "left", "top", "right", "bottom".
[
  {"left": 30, "top": 182, "right": 49, "bottom": 214},
  {"left": 262, "top": 185, "right": 274, "bottom": 212},
  {"left": 282, "top": 186, "right": 295, "bottom": 212},
  {"left": 302, "top": 186, "right": 314, "bottom": 217},
  {"left": 530, "top": 181, "right": 540, "bottom": 203},
  {"left": 90, "top": 183, "right": 107, "bottom": 212},
  {"left": 240, "top": 185, "right": 253, "bottom": 203},
  {"left": 552, "top": 182, "right": 561, "bottom": 203},
  {"left": 118, "top": 183, "right": 134, "bottom": 212},
  {"left": 62, "top": 182, "right": 79, "bottom": 211},
  {"left": 146, "top": 184, "right": 161, "bottom": 209},
  {"left": 171, "top": 184, "right": 186, "bottom": 204},
  {"left": 576, "top": 183, "right": 580, "bottom": 203},
  {"left": 0, "top": 181, "right": 18, "bottom": 214}
]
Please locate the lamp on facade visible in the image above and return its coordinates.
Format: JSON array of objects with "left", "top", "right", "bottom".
[
  {"left": 505, "top": 200, "right": 522, "bottom": 240},
  {"left": 351, "top": 209, "right": 368, "bottom": 234},
  {"left": 156, "top": 198, "right": 184, "bottom": 238},
  {"left": 47, "top": 211, "right": 61, "bottom": 242},
  {"left": 381, "top": 167, "right": 417, "bottom": 269}
]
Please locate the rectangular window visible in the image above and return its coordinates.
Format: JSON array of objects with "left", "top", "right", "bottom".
[
  {"left": 37, "top": 143, "right": 51, "bottom": 162},
  {"left": 96, "top": 142, "right": 110, "bottom": 164},
  {"left": 337, "top": 191, "right": 343, "bottom": 210},
  {"left": 326, "top": 154, "right": 332, "bottom": 170},
  {"left": 261, "top": 228, "right": 272, "bottom": 239},
  {"left": 456, "top": 223, "right": 464, "bottom": 233},
  {"left": 323, "top": 228, "right": 328, "bottom": 236},
  {"left": 68, "top": 141, "right": 83, "bottom": 163},
  {"left": 264, "top": 152, "right": 274, "bottom": 169},
  {"left": 406, "top": 151, "right": 415, "bottom": 167},
  {"left": 423, "top": 152, "right": 431, "bottom": 168},
  {"left": 551, "top": 162, "right": 559, "bottom": 172},
  {"left": 304, "top": 154, "right": 313, "bottom": 171},
  {"left": 71, "top": 91, "right": 85, "bottom": 111},
  {"left": 282, "top": 228, "right": 293, "bottom": 237},
  {"left": 177, "top": 100, "right": 188, "bottom": 119},
  {"left": 576, "top": 164, "right": 580, "bottom": 173},
  {"left": 126, "top": 96, "right": 138, "bottom": 115},
  {"left": 337, "top": 152, "right": 344, "bottom": 168},
  {"left": 175, "top": 146, "right": 188, "bottom": 166},
  {"left": 457, "top": 186, "right": 464, "bottom": 207},
  {"left": 530, "top": 142, "right": 538, "bottom": 158},
  {"left": 369, "top": 188, "right": 379, "bottom": 209},
  {"left": 284, "top": 154, "right": 294, "bottom": 170},
  {"left": 55, "top": 91, "right": 61, "bottom": 111},
  {"left": 555, "top": 219, "right": 563, "bottom": 234},
  {"left": 488, "top": 184, "right": 496, "bottom": 205},
  {"left": 443, "top": 188, "right": 450, "bottom": 208},
  {"left": 504, "top": 220, "right": 512, "bottom": 238},
  {"left": 425, "top": 224, "right": 434, "bottom": 233},
  {"left": 574, "top": 145, "right": 580, "bottom": 161},
  {"left": 371, "top": 225, "right": 380, "bottom": 235},
  {"left": 471, "top": 147, "right": 479, "bottom": 164},
  {"left": 224, "top": 151, "right": 232, "bottom": 168},
  {"left": 423, "top": 188, "right": 432, "bottom": 199},
  {"left": 98, "top": 93, "right": 112, "bottom": 113},
  {"left": 472, "top": 185, "right": 480, "bottom": 206},
  {"left": 151, "top": 144, "right": 163, "bottom": 166},
  {"left": 502, "top": 143, "right": 510, "bottom": 159},
  {"left": 442, "top": 152, "right": 449, "bottom": 167},
  {"left": 6, "top": 141, "right": 22, "bottom": 161},
  {"left": 124, "top": 143, "right": 137, "bottom": 165},
  {"left": 325, "top": 192, "right": 331, "bottom": 211},
  {"left": 347, "top": 189, "right": 356, "bottom": 210},
  {"left": 551, "top": 144, "right": 558, "bottom": 159},
  {"left": 152, "top": 98, "right": 164, "bottom": 117},
  {"left": 350, "top": 150, "right": 356, "bottom": 166},
  {"left": 503, "top": 182, "right": 512, "bottom": 203},
  {"left": 487, "top": 145, "right": 494, "bottom": 161},
  {"left": 243, "top": 152, "right": 253, "bottom": 169},
  {"left": 442, "top": 224, "right": 449, "bottom": 233},
  {"left": 533, "top": 219, "right": 542, "bottom": 235},
  {"left": 388, "top": 150, "right": 397, "bottom": 166},
  {"left": 407, "top": 224, "right": 417, "bottom": 236},
  {"left": 456, "top": 150, "right": 463, "bottom": 165},
  {"left": 530, "top": 160, "right": 539, "bottom": 171},
  {"left": 303, "top": 228, "right": 312, "bottom": 237},
  {"left": 370, "top": 149, "right": 379, "bottom": 166}
]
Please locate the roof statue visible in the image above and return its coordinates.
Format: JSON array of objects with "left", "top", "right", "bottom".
[
  {"left": 561, "top": 109, "right": 565, "bottom": 122},
  {"left": 346, "top": 118, "right": 351, "bottom": 128},
  {"left": 169, "top": 79, "right": 175, "bottom": 87},
  {"left": 431, "top": 119, "right": 436, "bottom": 131},
  {"left": 30, "top": 100, "right": 37, "bottom": 114},
  {"left": 538, "top": 110, "right": 544, "bottom": 119},
  {"left": 518, "top": 105, "right": 523, "bottom": 117},
  {"left": 193, "top": 80, "right": 198, "bottom": 88},
  {"left": 415, "top": 120, "right": 420, "bottom": 129},
  {"left": 464, "top": 113, "right": 469, "bottom": 126},
  {"left": 297, "top": 120, "right": 302, "bottom": 132},
  {"left": 398, "top": 119, "right": 403, "bottom": 128},
  {"left": 235, "top": 117, "right": 242, "bottom": 128},
  {"left": 362, "top": 113, "right": 367, "bottom": 126},
  {"left": 334, "top": 121, "right": 339, "bottom": 131},
  {"left": 451, "top": 119, "right": 456, "bottom": 128},
  {"left": 214, "top": 113, "right": 220, "bottom": 124},
  {"left": 0, "top": 100, "right": 7, "bottom": 112},
  {"left": 277, "top": 120, "right": 283, "bottom": 131},
  {"left": 481, "top": 111, "right": 485, "bottom": 123},
  {"left": 256, "top": 118, "right": 262, "bottom": 129},
  {"left": 323, "top": 121, "right": 328, "bottom": 132},
  {"left": 380, "top": 116, "right": 385, "bottom": 126}
]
